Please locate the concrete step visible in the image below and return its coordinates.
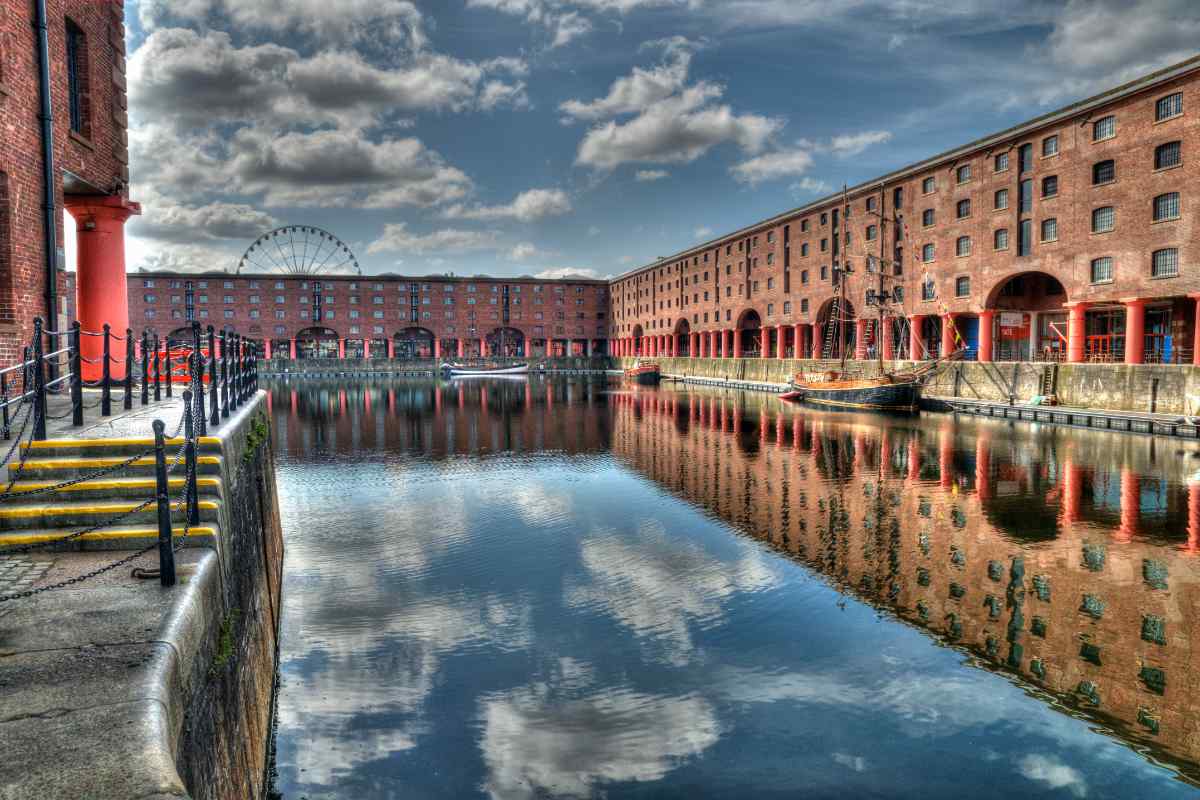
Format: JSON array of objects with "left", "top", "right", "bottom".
[
  {"left": 9, "top": 453, "right": 223, "bottom": 481},
  {"left": 18, "top": 435, "right": 225, "bottom": 458},
  {"left": 0, "top": 523, "right": 218, "bottom": 551},
  {"left": 0, "top": 498, "right": 221, "bottom": 530},
  {"left": 0, "top": 475, "right": 223, "bottom": 503}
]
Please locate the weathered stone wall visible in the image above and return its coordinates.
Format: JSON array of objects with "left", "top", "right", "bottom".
[{"left": 618, "top": 356, "right": 1200, "bottom": 415}]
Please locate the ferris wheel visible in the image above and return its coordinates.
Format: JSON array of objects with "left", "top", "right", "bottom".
[{"left": 237, "top": 226, "right": 361, "bottom": 276}]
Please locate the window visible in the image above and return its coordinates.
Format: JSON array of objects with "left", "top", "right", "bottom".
[
  {"left": 820, "top": 238, "right": 828, "bottom": 252},
  {"left": 994, "top": 189, "right": 1009, "bottom": 210},
  {"left": 866, "top": 225, "right": 877, "bottom": 241},
  {"left": 1042, "top": 135, "right": 1058, "bottom": 157},
  {"left": 1090, "top": 256, "right": 1113, "bottom": 283},
  {"left": 800, "top": 299, "right": 809, "bottom": 313},
  {"left": 1041, "top": 175, "right": 1058, "bottom": 198},
  {"left": 922, "top": 177, "right": 935, "bottom": 194},
  {"left": 1019, "top": 179, "right": 1033, "bottom": 213},
  {"left": 956, "top": 164, "right": 971, "bottom": 183},
  {"left": 1152, "top": 248, "right": 1179, "bottom": 278},
  {"left": 866, "top": 197, "right": 877, "bottom": 211},
  {"left": 955, "top": 276, "right": 970, "bottom": 297},
  {"left": 921, "top": 243, "right": 934, "bottom": 262},
  {"left": 994, "top": 152, "right": 1009, "bottom": 172},
  {"left": 801, "top": 243, "right": 809, "bottom": 257},
  {"left": 994, "top": 228, "right": 1009, "bottom": 250},
  {"left": 1153, "top": 192, "right": 1180, "bottom": 221},
  {"left": 1092, "top": 159, "right": 1115, "bottom": 184},
  {"left": 1156, "top": 92, "right": 1183, "bottom": 122},
  {"left": 956, "top": 236, "right": 971, "bottom": 257},
  {"left": 783, "top": 301, "right": 791, "bottom": 314},
  {"left": 956, "top": 199, "right": 971, "bottom": 219},
  {"left": 800, "top": 219, "right": 809, "bottom": 232},
  {"left": 801, "top": 270, "right": 809, "bottom": 284},
  {"left": 1041, "top": 218, "right": 1058, "bottom": 242},
  {"left": 224, "top": 309, "right": 235, "bottom": 319},
  {"left": 1092, "top": 115, "right": 1115, "bottom": 141},
  {"left": 223, "top": 295, "right": 234, "bottom": 303},
  {"left": 1155, "top": 141, "right": 1181, "bottom": 169},
  {"left": 1018, "top": 219, "right": 1032, "bottom": 256},
  {"left": 922, "top": 209, "right": 934, "bottom": 227},
  {"left": 921, "top": 279, "right": 936, "bottom": 301},
  {"left": 1092, "top": 206, "right": 1115, "bottom": 233},
  {"left": 143, "top": 294, "right": 156, "bottom": 303},
  {"left": 1019, "top": 143, "right": 1033, "bottom": 172},
  {"left": 65, "top": 20, "right": 88, "bottom": 136},
  {"left": 820, "top": 212, "right": 828, "bottom": 225},
  {"left": 767, "top": 303, "right": 774, "bottom": 316}
]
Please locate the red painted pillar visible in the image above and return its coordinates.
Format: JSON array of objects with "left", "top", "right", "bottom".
[
  {"left": 68, "top": 196, "right": 141, "bottom": 381},
  {"left": 339, "top": 338, "right": 346, "bottom": 359},
  {"left": 1067, "top": 302, "right": 1089, "bottom": 363},
  {"left": 264, "top": 340, "right": 272, "bottom": 359},
  {"left": 811, "top": 324, "right": 822, "bottom": 359},
  {"left": 793, "top": 325, "right": 803, "bottom": 360},
  {"left": 978, "top": 310, "right": 995, "bottom": 363},
  {"left": 733, "top": 328, "right": 743, "bottom": 358},
  {"left": 909, "top": 314, "right": 925, "bottom": 360},
  {"left": 457, "top": 338, "right": 464, "bottom": 358},
  {"left": 363, "top": 338, "right": 371, "bottom": 359},
  {"left": 290, "top": 339, "right": 297, "bottom": 359},
  {"left": 1190, "top": 294, "right": 1200, "bottom": 367},
  {"left": 434, "top": 338, "right": 443, "bottom": 360},
  {"left": 855, "top": 319, "right": 868, "bottom": 360},
  {"left": 1188, "top": 481, "right": 1200, "bottom": 554},
  {"left": 777, "top": 326, "right": 787, "bottom": 359},
  {"left": 1123, "top": 299, "right": 1146, "bottom": 365},
  {"left": 1062, "top": 458, "right": 1083, "bottom": 526},
  {"left": 941, "top": 314, "right": 956, "bottom": 358},
  {"left": 524, "top": 337, "right": 532, "bottom": 358}
]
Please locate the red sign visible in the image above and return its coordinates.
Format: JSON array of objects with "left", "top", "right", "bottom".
[{"left": 998, "top": 312, "right": 1030, "bottom": 339}]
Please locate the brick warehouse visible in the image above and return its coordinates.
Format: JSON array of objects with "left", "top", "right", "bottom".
[
  {"left": 611, "top": 54, "right": 1200, "bottom": 367},
  {"left": 1, "top": 0, "right": 137, "bottom": 374}
]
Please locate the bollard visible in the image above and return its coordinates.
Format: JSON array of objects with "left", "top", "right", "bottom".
[
  {"left": 191, "top": 323, "right": 207, "bottom": 437},
  {"left": 140, "top": 331, "right": 150, "bottom": 406},
  {"left": 220, "top": 329, "right": 229, "bottom": 419},
  {"left": 31, "top": 318, "right": 47, "bottom": 441},
  {"left": 70, "top": 322, "right": 83, "bottom": 426},
  {"left": 101, "top": 323, "right": 112, "bottom": 417},
  {"left": 124, "top": 328, "right": 134, "bottom": 411},
  {"left": 207, "top": 326, "right": 219, "bottom": 428},
  {"left": 153, "top": 333, "right": 163, "bottom": 402},
  {"left": 152, "top": 419, "right": 176, "bottom": 588},
  {"left": 182, "top": 389, "right": 199, "bottom": 527}
]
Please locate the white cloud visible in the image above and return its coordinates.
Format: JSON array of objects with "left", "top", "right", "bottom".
[
  {"left": 587, "top": 226, "right": 602, "bottom": 237},
  {"left": 128, "top": 190, "right": 278, "bottom": 244},
  {"left": 827, "top": 129, "right": 893, "bottom": 156},
  {"left": 635, "top": 169, "right": 669, "bottom": 182},
  {"left": 694, "top": 226, "right": 712, "bottom": 239},
  {"left": 508, "top": 242, "right": 540, "bottom": 261},
  {"left": 367, "top": 224, "right": 500, "bottom": 255},
  {"left": 1019, "top": 754, "right": 1088, "bottom": 798},
  {"left": 442, "top": 188, "right": 573, "bottom": 223},
  {"left": 559, "top": 42, "right": 694, "bottom": 121},
  {"left": 790, "top": 177, "right": 831, "bottom": 195},
  {"left": 832, "top": 752, "right": 869, "bottom": 773},
  {"left": 467, "top": 0, "right": 693, "bottom": 48},
  {"left": 731, "top": 148, "right": 815, "bottom": 185},
  {"left": 535, "top": 267, "right": 605, "bottom": 280}
]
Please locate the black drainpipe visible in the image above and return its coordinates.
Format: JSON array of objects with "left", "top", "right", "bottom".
[{"left": 34, "top": 0, "right": 60, "bottom": 334}]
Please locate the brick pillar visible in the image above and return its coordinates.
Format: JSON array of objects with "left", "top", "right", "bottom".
[
  {"left": 1067, "top": 303, "right": 1089, "bottom": 364},
  {"left": 1123, "top": 298, "right": 1146, "bottom": 365},
  {"left": 941, "top": 313, "right": 956, "bottom": 358},
  {"left": 733, "top": 328, "right": 743, "bottom": 358},
  {"left": 882, "top": 319, "right": 895, "bottom": 360},
  {"left": 977, "top": 310, "right": 994, "bottom": 363},
  {"left": 909, "top": 315, "right": 925, "bottom": 360},
  {"left": 855, "top": 319, "right": 868, "bottom": 360}
]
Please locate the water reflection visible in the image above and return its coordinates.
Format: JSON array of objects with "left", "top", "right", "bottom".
[{"left": 270, "top": 376, "right": 1200, "bottom": 799}]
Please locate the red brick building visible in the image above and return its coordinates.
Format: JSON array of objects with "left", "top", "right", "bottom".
[
  {"left": 611, "top": 55, "right": 1200, "bottom": 367},
  {"left": 121, "top": 271, "right": 610, "bottom": 360},
  {"left": 1, "top": 0, "right": 137, "bottom": 372}
]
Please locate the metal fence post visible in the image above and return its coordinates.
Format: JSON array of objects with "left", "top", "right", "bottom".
[
  {"left": 164, "top": 335, "right": 173, "bottom": 399},
  {"left": 191, "top": 323, "right": 207, "bottom": 437},
  {"left": 32, "top": 318, "right": 47, "bottom": 441},
  {"left": 220, "top": 329, "right": 229, "bottom": 419},
  {"left": 1, "top": 373, "right": 9, "bottom": 440},
  {"left": 230, "top": 334, "right": 240, "bottom": 410},
  {"left": 152, "top": 419, "right": 176, "bottom": 588},
  {"left": 153, "top": 333, "right": 162, "bottom": 402},
  {"left": 207, "top": 326, "right": 218, "bottom": 428},
  {"left": 182, "top": 389, "right": 199, "bottom": 527},
  {"left": 140, "top": 331, "right": 150, "bottom": 406},
  {"left": 101, "top": 323, "right": 112, "bottom": 417},
  {"left": 70, "top": 322, "right": 83, "bottom": 427},
  {"left": 124, "top": 328, "right": 134, "bottom": 411}
]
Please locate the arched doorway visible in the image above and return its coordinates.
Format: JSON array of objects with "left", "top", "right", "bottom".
[
  {"left": 486, "top": 327, "right": 525, "bottom": 357},
  {"left": 674, "top": 319, "right": 691, "bottom": 357},
  {"left": 296, "top": 326, "right": 339, "bottom": 359},
  {"left": 631, "top": 324, "right": 644, "bottom": 356},
  {"left": 737, "top": 310, "right": 762, "bottom": 357},
  {"left": 393, "top": 327, "right": 434, "bottom": 359},
  {"left": 815, "top": 299, "right": 856, "bottom": 360},
  {"left": 986, "top": 272, "right": 1068, "bottom": 361}
]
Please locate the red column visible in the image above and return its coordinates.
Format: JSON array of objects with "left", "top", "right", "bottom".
[
  {"left": 290, "top": 339, "right": 297, "bottom": 359},
  {"left": 457, "top": 338, "right": 465, "bottom": 358},
  {"left": 941, "top": 313, "right": 956, "bottom": 358},
  {"left": 67, "top": 196, "right": 141, "bottom": 381},
  {"left": 434, "top": 338, "right": 442, "bottom": 360},
  {"left": 1067, "top": 303, "right": 1089, "bottom": 363},
  {"left": 882, "top": 319, "right": 895, "bottom": 360},
  {"left": 264, "top": 340, "right": 272, "bottom": 359},
  {"left": 855, "top": 319, "right": 868, "bottom": 360},
  {"left": 811, "top": 324, "right": 821, "bottom": 359},
  {"left": 1062, "top": 458, "right": 1083, "bottom": 526},
  {"left": 909, "top": 314, "right": 925, "bottom": 360},
  {"left": 1118, "top": 468, "right": 1140, "bottom": 543},
  {"left": 777, "top": 326, "right": 787, "bottom": 359},
  {"left": 733, "top": 329, "right": 743, "bottom": 358},
  {"left": 1190, "top": 294, "right": 1200, "bottom": 367},
  {"left": 793, "top": 325, "right": 804, "bottom": 360},
  {"left": 338, "top": 339, "right": 346, "bottom": 359},
  {"left": 363, "top": 338, "right": 370, "bottom": 358},
  {"left": 1123, "top": 299, "right": 1146, "bottom": 365},
  {"left": 524, "top": 337, "right": 532, "bottom": 358},
  {"left": 978, "top": 310, "right": 994, "bottom": 363},
  {"left": 1188, "top": 482, "right": 1200, "bottom": 554}
]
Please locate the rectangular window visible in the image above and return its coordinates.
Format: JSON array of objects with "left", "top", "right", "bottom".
[
  {"left": 801, "top": 270, "right": 809, "bottom": 284},
  {"left": 956, "top": 164, "right": 971, "bottom": 183},
  {"left": 956, "top": 199, "right": 971, "bottom": 219},
  {"left": 1155, "top": 141, "right": 1181, "bottom": 169},
  {"left": 921, "top": 243, "right": 934, "bottom": 262},
  {"left": 1041, "top": 175, "right": 1058, "bottom": 198},
  {"left": 922, "top": 177, "right": 935, "bottom": 194},
  {"left": 921, "top": 279, "right": 936, "bottom": 301},
  {"left": 820, "top": 238, "right": 828, "bottom": 252},
  {"left": 800, "top": 219, "right": 809, "bottom": 232},
  {"left": 1153, "top": 192, "right": 1180, "bottom": 221},
  {"left": 1092, "top": 206, "right": 1115, "bottom": 233},
  {"left": 1093, "top": 159, "right": 1115, "bottom": 184},
  {"left": 1041, "top": 218, "right": 1058, "bottom": 242},
  {"left": 1156, "top": 92, "right": 1183, "bottom": 122},
  {"left": 994, "top": 189, "right": 1008, "bottom": 210},
  {"left": 1019, "top": 179, "right": 1033, "bottom": 213},
  {"left": 1018, "top": 219, "right": 1032, "bottom": 256},
  {"left": 994, "top": 228, "right": 1009, "bottom": 250},
  {"left": 801, "top": 299, "right": 809, "bottom": 313},
  {"left": 994, "top": 152, "right": 1009, "bottom": 172},
  {"left": 1019, "top": 143, "right": 1034, "bottom": 172},
  {"left": 1152, "top": 248, "right": 1179, "bottom": 278},
  {"left": 1093, "top": 115, "right": 1115, "bottom": 141},
  {"left": 1042, "top": 135, "right": 1058, "bottom": 157},
  {"left": 783, "top": 301, "right": 791, "bottom": 314},
  {"left": 866, "top": 197, "right": 877, "bottom": 211},
  {"left": 922, "top": 209, "right": 934, "bottom": 227},
  {"left": 1090, "top": 256, "right": 1113, "bottom": 283},
  {"left": 65, "top": 20, "right": 88, "bottom": 136},
  {"left": 955, "top": 276, "right": 970, "bottom": 297},
  {"left": 956, "top": 236, "right": 971, "bottom": 257},
  {"left": 866, "top": 225, "right": 877, "bottom": 241}
]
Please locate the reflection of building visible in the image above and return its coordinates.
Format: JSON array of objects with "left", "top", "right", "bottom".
[
  {"left": 610, "top": 56, "right": 1200, "bottom": 367},
  {"left": 266, "top": 378, "right": 612, "bottom": 459},
  {"left": 612, "top": 390, "right": 1200, "bottom": 784}
]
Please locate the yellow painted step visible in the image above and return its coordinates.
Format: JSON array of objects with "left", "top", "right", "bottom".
[
  {"left": 0, "top": 499, "right": 219, "bottom": 519},
  {"left": 20, "top": 436, "right": 223, "bottom": 450},
  {"left": 0, "top": 526, "right": 217, "bottom": 546},
  {"left": 0, "top": 476, "right": 222, "bottom": 495},
  {"left": 17, "top": 455, "right": 222, "bottom": 470}
]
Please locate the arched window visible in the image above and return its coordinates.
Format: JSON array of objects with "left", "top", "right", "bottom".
[{"left": 1155, "top": 141, "right": 1181, "bottom": 170}]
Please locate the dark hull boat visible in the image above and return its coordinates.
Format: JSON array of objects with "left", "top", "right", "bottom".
[
  {"left": 790, "top": 375, "right": 921, "bottom": 412},
  {"left": 624, "top": 362, "right": 662, "bottom": 385}
]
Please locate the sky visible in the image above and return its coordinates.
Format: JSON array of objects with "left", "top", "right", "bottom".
[{"left": 112, "top": 0, "right": 1200, "bottom": 281}]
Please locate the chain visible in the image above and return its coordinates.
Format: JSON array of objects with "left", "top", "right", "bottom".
[{"left": 0, "top": 544, "right": 160, "bottom": 602}]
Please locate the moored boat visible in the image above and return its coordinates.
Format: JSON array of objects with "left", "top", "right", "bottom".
[
  {"left": 785, "top": 371, "right": 921, "bottom": 411},
  {"left": 441, "top": 362, "right": 530, "bottom": 377},
  {"left": 624, "top": 361, "right": 662, "bottom": 385}
]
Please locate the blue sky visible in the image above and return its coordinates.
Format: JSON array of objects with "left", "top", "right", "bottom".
[{"left": 117, "top": 0, "right": 1200, "bottom": 280}]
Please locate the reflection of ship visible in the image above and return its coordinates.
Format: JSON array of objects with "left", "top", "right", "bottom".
[
  {"left": 441, "top": 363, "right": 529, "bottom": 377},
  {"left": 624, "top": 361, "right": 661, "bottom": 385}
]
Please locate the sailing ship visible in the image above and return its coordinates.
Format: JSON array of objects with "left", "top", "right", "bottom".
[{"left": 784, "top": 186, "right": 961, "bottom": 412}]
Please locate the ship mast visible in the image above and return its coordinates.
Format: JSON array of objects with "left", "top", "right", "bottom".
[
  {"left": 877, "top": 183, "right": 886, "bottom": 375},
  {"left": 838, "top": 184, "right": 851, "bottom": 373}
]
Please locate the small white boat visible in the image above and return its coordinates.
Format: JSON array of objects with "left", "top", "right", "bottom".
[{"left": 441, "top": 362, "right": 530, "bottom": 377}]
